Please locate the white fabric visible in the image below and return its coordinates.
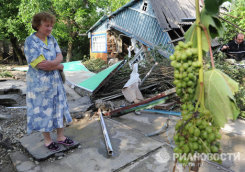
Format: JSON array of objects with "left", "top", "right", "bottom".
[{"left": 123, "top": 63, "right": 141, "bottom": 88}]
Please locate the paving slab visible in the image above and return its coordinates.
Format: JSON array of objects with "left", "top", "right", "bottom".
[
  {"left": 222, "top": 119, "right": 245, "bottom": 136},
  {"left": 10, "top": 151, "right": 40, "bottom": 172},
  {"left": 15, "top": 117, "right": 163, "bottom": 172},
  {"left": 112, "top": 111, "right": 180, "bottom": 144},
  {"left": 13, "top": 109, "right": 245, "bottom": 172},
  {"left": 219, "top": 132, "right": 245, "bottom": 172},
  {"left": 120, "top": 145, "right": 174, "bottom": 172},
  {"left": 112, "top": 112, "right": 244, "bottom": 172},
  {"left": 19, "top": 132, "right": 80, "bottom": 161}
]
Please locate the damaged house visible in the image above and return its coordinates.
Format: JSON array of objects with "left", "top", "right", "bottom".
[{"left": 86, "top": 0, "right": 196, "bottom": 62}]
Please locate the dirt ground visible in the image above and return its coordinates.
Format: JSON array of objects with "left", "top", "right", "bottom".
[
  {"left": 0, "top": 64, "right": 29, "bottom": 172},
  {"left": 0, "top": 64, "right": 130, "bottom": 172}
]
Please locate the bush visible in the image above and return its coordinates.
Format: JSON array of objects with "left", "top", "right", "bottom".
[{"left": 82, "top": 57, "right": 107, "bottom": 73}]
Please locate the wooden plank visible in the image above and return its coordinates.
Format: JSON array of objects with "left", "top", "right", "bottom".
[{"left": 105, "top": 88, "right": 176, "bottom": 117}]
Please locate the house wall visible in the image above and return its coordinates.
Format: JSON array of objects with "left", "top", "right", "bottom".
[
  {"left": 109, "top": 0, "right": 175, "bottom": 56},
  {"left": 89, "top": 0, "right": 176, "bottom": 61},
  {"left": 90, "top": 21, "right": 108, "bottom": 61}
]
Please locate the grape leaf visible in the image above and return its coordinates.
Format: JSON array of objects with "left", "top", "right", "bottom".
[
  {"left": 184, "top": 22, "right": 209, "bottom": 52},
  {"left": 200, "top": 9, "right": 224, "bottom": 38},
  {"left": 184, "top": 9, "right": 224, "bottom": 52},
  {"left": 219, "top": 70, "right": 239, "bottom": 94},
  {"left": 184, "top": 23, "right": 197, "bottom": 46},
  {"left": 204, "top": 69, "right": 240, "bottom": 127}
]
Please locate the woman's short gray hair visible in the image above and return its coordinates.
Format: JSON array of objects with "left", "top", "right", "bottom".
[{"left": 32, "top": 12, "right": 56, "bottom": 31}]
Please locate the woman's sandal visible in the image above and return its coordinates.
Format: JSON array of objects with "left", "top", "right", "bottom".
[
  {"left": 58, "top": 137, "right": 74, "bottom": 146},
  {"left": 46, "top": 142, "right": 60, "bottom": 151}
]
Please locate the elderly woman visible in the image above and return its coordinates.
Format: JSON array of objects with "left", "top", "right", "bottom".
[{"left": 24, "top": 12, "right": 73, "bottom": 151}]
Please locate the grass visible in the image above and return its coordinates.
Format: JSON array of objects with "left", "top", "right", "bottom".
[{"left": 0, "top": 66, "right": 13, "bottom": 78}]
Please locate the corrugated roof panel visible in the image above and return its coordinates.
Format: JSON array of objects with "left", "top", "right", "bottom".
[{"left": 150, "top": 0, "right": 196, "bottom": 29}]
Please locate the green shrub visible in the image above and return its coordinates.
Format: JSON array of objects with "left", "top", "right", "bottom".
[{"left": 83, "top": 57, "right": 107, "bottom": 73}]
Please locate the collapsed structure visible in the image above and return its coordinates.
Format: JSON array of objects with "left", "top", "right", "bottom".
[{"left": 86, "top": 0, "right": 196, "bottom": 62}]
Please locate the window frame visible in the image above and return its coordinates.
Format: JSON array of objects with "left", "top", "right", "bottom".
[
  {"left": 91, "top": 33, "right": 107, "bottom": 53},
  {"left": 141, "top": 1, "right": 148, "bottom": 12}
]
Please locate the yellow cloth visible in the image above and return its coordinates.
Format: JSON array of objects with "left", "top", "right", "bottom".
[
  {"left": 30, "top": 55, "right": 46, "bottom": 68},
  {"left": 30, "top": 37, "right": 47, "bottom": 68},
  {"left": 44, "top": 37, "right": 47, "bottom": 45}
]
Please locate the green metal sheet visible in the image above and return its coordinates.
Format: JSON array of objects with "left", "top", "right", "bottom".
[
  {"left": 13, "top": 61, "right": 89, "bottom": 72},
  {"left": 77, "top": 61, "right": 123, "bottom": 92},
  {"left": 63, "top": 61, "right": 89, "bottom": 72},
  {"left": 12, "top": 67, "right": 28, "bottom": 71}
]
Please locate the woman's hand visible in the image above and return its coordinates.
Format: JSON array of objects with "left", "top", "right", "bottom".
[
  {"left": 58, "top": 64, "right": 64, "bottom": 71},
  {"left": 37, "top": 60, "right": 61, "bottom": 71},
  {"left": 36, "top": 53, "right": 63, "bottom": 71},
  {"left": 37, "top": 60, "right": 53, "bottom": 71}
]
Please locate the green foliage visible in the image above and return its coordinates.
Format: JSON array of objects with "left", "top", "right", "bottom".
[
  {"left": 0, "top": 0, "right": 131, "bottom": 62},
  {"left": 204, "top": 0, "right": 231, "bottom": 15},
  {"left": 174, "top": 0, "right": 240, "bottom": 167},
  {"left": 82, "top": 57, "right": 107, "bottom": 73},
  {"left": 0, "top": 0, "right": 28, "bottom": 41},
  {"left": 149, "top": 46, "right": 172, "bottom": 66},
  {"left": 222, "top": 0, "right": 245, "bottom": 42},
  {"left": 204, "top": 69, "right": 240, "bottom": 127},
  {"left": 185, "top": 1, "right": 228, "bottom": 52},
  {"left": 0, "top": 67, "right": 13, "bottom": 78},
  {"left": 214, "top": 54, "right": 245, "bottom": 114},
  {"left": 216, "top": 61, "right": 245, "bottom": 85},
  {"left": 235, "top": 86, "right": 245, "bottom": 111}
]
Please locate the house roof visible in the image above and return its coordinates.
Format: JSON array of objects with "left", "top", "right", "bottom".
[
  {"left": 86, "top": 15, "right": 108, "bottom": 34},
  {"left": 150, "top": 0, "right": 196, "bottom": 30},
  {"left": 87, "top": 0, "right": 197, "bottom": 33}
]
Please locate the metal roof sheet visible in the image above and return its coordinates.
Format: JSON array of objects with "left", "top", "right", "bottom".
[{"left": 150, "top": 0, "right": 196, "bottom": 30}]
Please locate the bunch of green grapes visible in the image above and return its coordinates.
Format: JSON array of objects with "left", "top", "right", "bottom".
[
  {"left": 170, "top": 41, "right": 201, "bottom": 105},
  {"left": 174, "top": 109, "right": 222, "bottom": 165},
  {"left": 170, "top": 41, "right": 222, "bottom": 166}
]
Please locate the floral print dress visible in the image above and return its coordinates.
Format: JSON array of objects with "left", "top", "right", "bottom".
[{"left": 24, "top": 33, "right": 72, "bottom": 134}]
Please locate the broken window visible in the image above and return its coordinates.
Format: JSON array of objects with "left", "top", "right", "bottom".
[
  {"left": 141, "top": 1, "right": 148, "bottom": 11},
  {"left": 91, "top": 33, "right": 107, "bottom": 53}
]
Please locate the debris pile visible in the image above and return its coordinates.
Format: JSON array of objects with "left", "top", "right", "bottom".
[{"left": 94, "top": 58, "right": 175, "bottom": 100}]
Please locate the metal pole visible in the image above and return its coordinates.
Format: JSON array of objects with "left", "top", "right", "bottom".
[
  {"left": 139, "top": 62, "right": 158, "bottom": 87},
  {"left": 99, "top": 109, "right": 113, "bottom": 156}
]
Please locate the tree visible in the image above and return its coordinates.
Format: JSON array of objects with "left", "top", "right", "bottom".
[
  {"left": 19, "top": 0, "right": 105, "bottom": 62},
  {"left": 0, "top": 0, "right": 27, "bottom": 64},
  {"left": 1, "top": 0, "right": 131, "bottom": 64},
  {"left": 222, "top": 0, "right": 245, "bottom": 42}
]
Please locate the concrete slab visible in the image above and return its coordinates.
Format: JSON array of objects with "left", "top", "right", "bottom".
[
  {"left": 120, "top": 146, "right": 174, "bottom": 172},
  {"left": 222, "top": 119, "right": 245, "bottom": 136},
  {"left": 15, "top": 117, "right": 163, "bottom": 172},
  {"left": 10, "top": 151, "right": 40, "bottom": 172},
  {"left": 64, "top": 70, "right": 95, "bottom": 86},
  {"left": 112, "top": 112, "right": 241, "bottom": 172},
  {"left": 0, "top": 80, "right": 26, "bottom": 95},
  {"left": 219, "top": 132, "right": 245, "bottom": 172},
  {"left": 19, "top": 132, "right": 80, "bottom": 161},
  {"left": 112, "top": 111, "right": 180, "bottom": 144},
  {"left": 64, "top": 83, "right": 92, "bottom": 113},
  {"left": 0, "top": 94, "right": 19, "bottom": 106}
]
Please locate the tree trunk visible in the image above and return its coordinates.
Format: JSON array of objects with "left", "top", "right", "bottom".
[
  {"left": 66, "top": 39, "right": 73, "bottom": 62},
  {"left": 9, "top": 36, "right": 25, "bottom": 65},
  {"left": 3, "top": 39, "right": 9, "bottom": 59}
]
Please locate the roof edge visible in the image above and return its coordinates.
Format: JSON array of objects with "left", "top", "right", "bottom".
[{"left": 86, "top": 15, "right": 108, "bottom": 34}]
